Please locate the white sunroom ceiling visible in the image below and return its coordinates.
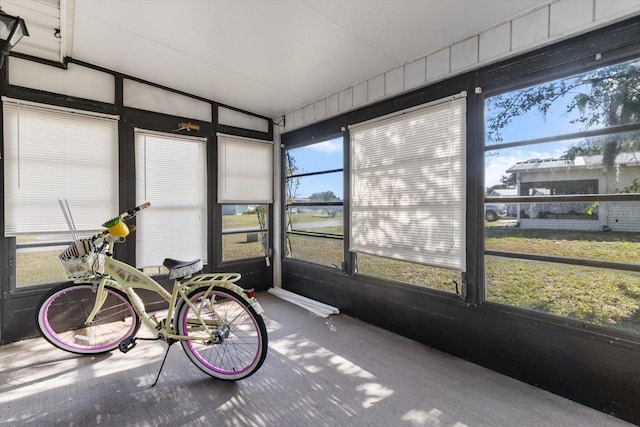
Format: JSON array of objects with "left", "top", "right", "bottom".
[{"left": 3, "top": 0, "right": 559, "bottom": 118}]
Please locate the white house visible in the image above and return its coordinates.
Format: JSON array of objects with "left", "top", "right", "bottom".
[{"left": 507, "top": 152, "right": 640, "bottom": 231}]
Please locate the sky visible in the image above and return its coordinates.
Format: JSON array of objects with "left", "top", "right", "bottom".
[
  {"left": 287, "top": 113, "right": 593, "bottom": 197},
  {"left": 287, "top": 57, "right": 638, "bottom": 193},
  {"left": 483, "top": 56, "right": 640, "bottom": 188},
  {"left": 286, "top": 137, "right": 344, "bottom": 199},
  {"left": 287, "top": 114, "right": 579, "bottom": 197},
  {"left": 483, "top": 80, "right": 596, "bottom": 188},
  {"left": 485, "top": 142, "right": 572, "bottom": 188},
  {"left": 483, "top": 109, "right": 581, "bottom": 189},
  {"left": 286, "top": 119, "right": 578, "bottom": 198}
]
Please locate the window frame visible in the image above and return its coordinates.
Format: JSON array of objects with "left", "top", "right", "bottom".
[
  {"left": 134, "top": 128, "right": 208, "bottom": 269},
  {"left": 3, "top": 98, "right": 120, "bottom": 288},
  {"left": 221, "top": 203, "right": 269, "bottom": 263},
  {"left": 216, "top": 133, "right": 274, "bottom": 265},
  {"left": 482, "top": 53, "right": 640, "bottom": 310},
  {"left": 283, "top": 136, "right": 346, "bottom": 269}
]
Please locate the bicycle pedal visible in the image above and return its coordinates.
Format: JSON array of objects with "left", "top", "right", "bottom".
[{"left": 118, "top": 337, "right": 137, "bottom": 353}]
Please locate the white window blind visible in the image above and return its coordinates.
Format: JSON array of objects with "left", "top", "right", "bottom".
[
  {"left": 3, "top": 98, "right": 119, "bottom": 235},
  {"left": 135, "top": 130, "right": 207, "bottom": 268},
  {"left": 217, "top": 133, "right": 273, "bottom": 203},
  {"left": 349, "top": 94, "right": 467, "bottom": 272}
]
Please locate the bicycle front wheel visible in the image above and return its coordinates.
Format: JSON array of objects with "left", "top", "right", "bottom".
[
  {"left": 175, "top": 286, "right": 268, "bottom": 380},
  {"left": 36, "top": 282, "right": 140, "bottom": 354}
]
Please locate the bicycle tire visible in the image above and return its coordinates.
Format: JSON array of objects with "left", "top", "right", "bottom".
[
  {"left": 36, "top": 282, "right": 141, "bottom": 354},
  {"left": 175, "top": 286, "right": 268, "bottom": 380}
]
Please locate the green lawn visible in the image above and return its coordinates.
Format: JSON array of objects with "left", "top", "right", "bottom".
[
  {"left": 285, "top": 224, "right": 640, "bottom": 333},
  {"left": 486, "top": 227, "right": 640, "bottom": 264},
  {"left": 222, "top": 213, "right": 263, "bottom": 229},
  {"left": 357, "top": 253, "right": 460, "bottom": 293},
  {"left": 222, "top": 232, "right": 267, "bottom": 262},
  {"left": 17, "top": 218, "right": 640, "bottom": 334},
  {"left": 486, "top": 256, "right": 640, "bottom": 332},
  {"left": 222, "top": 212, "right": 342, "bottom": 229},
  {"left": 17, "top": 249, "right": 69, "bottom": 286},
  {"left": 485, "top": 225, "right": 640, "bottom": 332}
]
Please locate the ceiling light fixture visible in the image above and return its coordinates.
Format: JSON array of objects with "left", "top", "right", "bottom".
[{"left": 0, "top": 8, "right": 29, "bottom": 68}]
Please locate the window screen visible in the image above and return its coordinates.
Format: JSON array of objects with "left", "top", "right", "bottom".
[
  {"left": 3, "top": 98, "right": 119, "bottom": 235},
  {"left": 349, "top": 94, "right": 467, "bottom": 271}
]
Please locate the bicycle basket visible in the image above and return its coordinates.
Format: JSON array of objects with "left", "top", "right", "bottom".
[{"left": 59, "top": 238, "right": 104, "bottom": 278}]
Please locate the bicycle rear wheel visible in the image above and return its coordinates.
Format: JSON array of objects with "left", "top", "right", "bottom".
[
  {"left": 36, "top": 282, "right": 140, "bottom": 354},
  {"left": 175, "top": 286, "right": 268, "bottom": 380}
]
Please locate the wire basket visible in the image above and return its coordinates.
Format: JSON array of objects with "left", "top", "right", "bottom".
[{"left": 59, "top": 238, "right": 104, "bottom": 278}]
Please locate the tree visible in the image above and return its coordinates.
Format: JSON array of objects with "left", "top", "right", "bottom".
[
  {"left": 560, "top": 139, "right": 603, "bottom": 160},
  {"left": 309, "top": 191, "right": 340, "bottom": 202},
  {"left": 309, "top": 190, "right": 341, "bottom": 217},
  {"left": 255, "top": 205, "right": 268, "bottom": 253},
  {"left": 285, "top": 152, "right": 300, "bottom": 203},
  {"left": 487, "top": 59, "right": 640, "bottom": 172},
  {"left": 500, "top": 173, "right": 517, "bottom": 187},
  {"left": 285, "top": 153, "right": 300, "bottom": 256}
]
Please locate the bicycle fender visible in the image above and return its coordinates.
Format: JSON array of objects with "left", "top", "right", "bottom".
[{"left": 189, "top": 281, "right": 264, "bottom": 315}]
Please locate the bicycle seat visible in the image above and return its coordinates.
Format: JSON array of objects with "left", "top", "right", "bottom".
[{"left": 163, "top": 258, "right": 203, "bottom": 280}]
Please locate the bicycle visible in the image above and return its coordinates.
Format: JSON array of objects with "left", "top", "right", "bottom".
[{"left": 35, "top": 202, "right": 268, "bottom": 384}]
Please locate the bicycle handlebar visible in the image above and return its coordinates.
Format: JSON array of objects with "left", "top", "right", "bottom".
[
  {"left": 120, "top": 202, "right": 151, "bottom": 222},
  {"left": 92, "top": 202, "right": 151, "bottom": 246}
]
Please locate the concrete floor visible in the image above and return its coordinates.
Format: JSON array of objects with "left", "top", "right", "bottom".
[{"left": 0, "top": 292, "right": 633, "bottom": 427}]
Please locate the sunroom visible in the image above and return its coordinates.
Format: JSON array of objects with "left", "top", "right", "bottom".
[{"left": 1, "top": 0, "right": 640, "bottom": 425}]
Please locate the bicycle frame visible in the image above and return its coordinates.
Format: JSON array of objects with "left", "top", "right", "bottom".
[
  {"left": 77, "top": 240, "right": 263, "bottom": 343},
  {"left": 38, "top": 201, "right": 268, "bottom": 382}
]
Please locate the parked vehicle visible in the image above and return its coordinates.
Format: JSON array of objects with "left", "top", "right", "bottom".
[{"left": 485, "top": 203, "right": 508, "bottom": 221}]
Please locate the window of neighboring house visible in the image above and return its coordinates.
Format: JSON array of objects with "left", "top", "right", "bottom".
[
  {"left": 518, "top": 179, "right": 599, "bottom": 219},
  {"left": 349, "top": 94, "right": 467, "bottom": 294},
  {"left": 484, "top": 55, "right": 640, "bottom": 334},
  {"left": 218, "top": 134, "right": 273, "bottom": 263},
  {"left": 135, "top": 130, "right": 207, "bottom": 269},
  {"left": 3, "top": 98, "right": 119, "bottom": 287},
  {"left": 285, "top": 137, "right": 344, "bottom": 268}
]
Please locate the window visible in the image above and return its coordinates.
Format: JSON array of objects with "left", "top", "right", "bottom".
[
  {"left": 218, "top": 134, "right": 273, "bottom": 262},
  {"left": 350, "top": 94, "right": 467, "bottom": 272},
  {"left": 222, "top": 204, "right": 268, "bottom": 262},
  {"left": 285, "top": 138, "right": 344, "bottom": 267},
  {"left": 484, "top": 56, "right": 640, "bottom": 333},
  {"left": 135, "top": 130, "right": 207, "bottom": 268},
  {"left": 3, "top": 98, "right": 119, "bottom": 287},
  {"left": 518, "top": 179, "right": 598, "bottom": 220}
]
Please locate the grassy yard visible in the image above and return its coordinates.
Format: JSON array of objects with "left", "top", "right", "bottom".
[
  {"left": 16, "top": 215, "right": 640, "bottom": 334},
  {"left": 287, "top": 234, "right": 344, "bottom": 267},
  {"left": 286, "top": 224, "right": 640, "bottom": 333},
  {"left": 485, "top": 225, "right": 640, "bottom": 332},
  {"left": 222, "top": 213, "right": 263, "bottom": 229},
  {"left": 223, "top": 212, "right": 342, "bottom": 229},
  {"left": 486, "top": 256, "right": 640, "bottom": 332},
  {"left": 222, "top": 233, "right": 267, "bottom": 262},
  {"left": 358, "top": 253, "right": 460, "bottom": 294},
  {"left": 486, "top": 226, "right": 640, "bottom": 264},
  {"left": 286, "top": 235, "right": 461, "bottom": 294},
  {"left": 17, "top": 249, "right": 69, "bottom": 286}
]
